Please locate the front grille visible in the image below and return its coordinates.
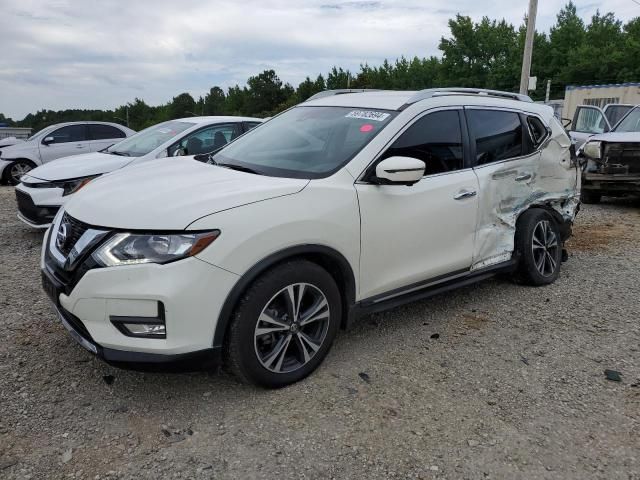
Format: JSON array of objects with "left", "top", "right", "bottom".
[
  {"left": 604, "top": 142, "right": 640, "bottom": 174},
  {"left": 57, "top": 212, "right": 90, "bottom": 256},
  {"left": 15, "top": 189, "right": 59, "bottom": 225}
]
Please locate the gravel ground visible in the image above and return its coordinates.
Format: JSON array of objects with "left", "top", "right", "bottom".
[{"left": 1, "top": 185, "right": 639, "bottom": 480}]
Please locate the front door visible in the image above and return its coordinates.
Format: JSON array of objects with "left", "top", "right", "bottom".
[
  {"left": 356, "top": 109, "right": 479, "bottom": 300},
  {"left": 39, "top": 124, "right": 90, "bottom": 163},
  {"left": 568, "top": 105, "right": 611, "bottom": 149}
]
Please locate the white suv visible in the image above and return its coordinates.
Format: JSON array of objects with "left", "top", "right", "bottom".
[
  {"left": 41, "top": 88, "right": 580, "bottom": 387},
  {"left": 0, "top": 121, "right": 135, "bottom": 185},
  {"left": 15, "top": 117, "right": 261, "bottom": 228}
]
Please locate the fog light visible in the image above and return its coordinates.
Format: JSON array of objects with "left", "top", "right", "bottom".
[
  {"left": 122, "top": 323, "right": 166, "bottom": 337},
  {"left": 110, "top": 302, "right": 166, "bottom": 339}
]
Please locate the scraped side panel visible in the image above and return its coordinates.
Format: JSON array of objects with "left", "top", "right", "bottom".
[{"left": 471, "top": 116, "right": 580, "bottom": 271}]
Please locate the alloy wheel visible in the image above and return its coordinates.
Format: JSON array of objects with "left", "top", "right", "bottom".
[
  {"left": 531, "top": 220, "right": 559, "bottom": 277},
  {"left": 254, "top": 283, "right": 330, "bottom": 374},
  {"left": 10, "top": 162, "right": 32, "bottom": 184}
]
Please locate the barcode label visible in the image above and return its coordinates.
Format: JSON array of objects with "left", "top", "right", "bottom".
[{"left": 345, "top": 110, "right": 391, "bottom": 122}]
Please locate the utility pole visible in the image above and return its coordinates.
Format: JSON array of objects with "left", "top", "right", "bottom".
[
  {"left": 545, "top": 79, "right": 551, "bottom": 102},
  {"left": 519, "top": 0, "right": 538, "bottom": 95},
  {"left": 126, "top": 106, "right": 129, "bottom": 127}
]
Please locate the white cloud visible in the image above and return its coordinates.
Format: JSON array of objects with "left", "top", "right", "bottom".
[{"left": 0, "top": 0, "right": 637, "bottom": 118}]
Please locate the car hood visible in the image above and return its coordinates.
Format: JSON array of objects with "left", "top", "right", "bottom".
[
  {"left": 0, "top": 140, "right": 36, "bottom": 158},
  {"left": 64, "top": 158, "right": 309, "bottom": 230},
  {"left": 588, "top": 131, "right": 640, "bottom": 143},
  {"left": 26, "top": 152, "right": 133, "bottom": 181}
]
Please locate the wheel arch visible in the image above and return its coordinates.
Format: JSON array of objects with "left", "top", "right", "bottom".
[
  {"left": 2, "top": 158, "right": 38, "bottom": 183},
  {"left": 213, "top": 245, "right": 357, "bottom": 349},
  {"left": 516, "top": 203, "right": 572, "bottom": 242}
]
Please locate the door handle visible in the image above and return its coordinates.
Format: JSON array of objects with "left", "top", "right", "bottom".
[
  {"left": 453, "top": 189, "right": 477, "bottom": 200},
  {"left": 75, "top": 145, "right": 84, "bottom": 149},
  {"left": 515, "top": 172, "right": 532, "bottom": 182}
]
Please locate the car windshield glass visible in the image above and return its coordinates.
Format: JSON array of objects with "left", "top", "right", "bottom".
[
  {"left": 212, "top": 106, "right": 397, "bottom": 178},
  {"left": 106, "top": 121, "right": 194, "bottom": 157},
  {"left": 613, "top": 107, "right": 640, "bottom": 132},
  {"left": 27, "top": 125, "right": 57, "bottom": 142},
  {"left": 605, "top": 105, "right": 633, "bottom": 126}
]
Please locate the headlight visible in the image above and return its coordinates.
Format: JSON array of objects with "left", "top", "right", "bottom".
[
  {"left": 62, "top": 176, "right": 99, "bottom": 196},
  {"left": 92, "top": 231, "right": 220, "bottom": 267},
  {"left": 583, "top": 141, "right": 601, "bottom": 159}
]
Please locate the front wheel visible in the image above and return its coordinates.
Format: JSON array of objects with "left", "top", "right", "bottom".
[
  {"left": 5, "top": 160, "right": 34, "bottom": 185},
  {"left": 514, "top": 209, "right": 562, "bottom": 286},
  {"left": 225, "top": 260, "right": 341, "bottom": 387}
]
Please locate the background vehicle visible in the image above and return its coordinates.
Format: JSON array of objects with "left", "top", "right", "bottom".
[
  {"left": 568, "top": 103, "right": 636, "bottom": 148},
  {"left": 15, "top": 117, "right": 261, "bottom": 228},
  {"left": 579, "top": 105, "right": 640, "bottom": 203},
  {"left": 41, "top": 88, "right": 579, "bottom": 387},
  {"left": 0, "top": 121, "right": 135, "bottom": 185}
]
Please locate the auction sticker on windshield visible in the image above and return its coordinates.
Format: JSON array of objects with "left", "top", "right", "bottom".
[{"left": 345, "top": 110, "right": 391, "bottom": 122}]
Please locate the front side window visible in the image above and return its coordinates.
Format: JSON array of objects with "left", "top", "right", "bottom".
[
  {"left": 46, "top": 125, "right": 87, "bottom": 144},
  {"left": 213, "top": 106, "right": 397, "bottom": 178},
  {"left": 613, "top": 107, "right": 640, "bottom": 133},
  {"left": 89, "top": 124, "right": 126, "bottom": 140},
  {"left": 467, "top": 110, "right": 524, "bottom": 165},
  {"left": 381, "top": 110, "right": 464, "bottom": 175},
  {"left": 168, "top": 124, "right": 240, "bottom": 156},
  {"left": 573, "top": 107, "right": 608, "bottom": 134},
  {"left": 105, "top": 120, "right": 194, "bottom": 157}
]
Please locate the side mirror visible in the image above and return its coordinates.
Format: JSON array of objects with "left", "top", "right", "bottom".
[
  {"left": 375, "top": 156, "right": 425, "bottom": 186},
  {"left": 43, "top": 136, "right": 55, "bottom": 145},
  {"left": 172, "top": 147, "right": 186, "bottom": 157}
]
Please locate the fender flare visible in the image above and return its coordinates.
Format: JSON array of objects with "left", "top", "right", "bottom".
[{"left": 212, "top": 244, "right": 357, "bottom": 348}]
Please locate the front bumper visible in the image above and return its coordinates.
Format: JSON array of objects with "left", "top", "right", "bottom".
[
  {"left": 41, "top": 227, "right": 240, "bottom": 365},
  {"left": 582, "top": 173, "right": 640, "bottom": 193},
  {"left": 15, "top": 183, "right": 63, "bottom": 227}
]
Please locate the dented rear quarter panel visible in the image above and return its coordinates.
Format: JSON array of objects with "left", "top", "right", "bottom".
[{"left": 471, "top": 110, "right": 580, "bottom": 271}]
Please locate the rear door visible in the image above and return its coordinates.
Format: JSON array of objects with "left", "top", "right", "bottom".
[
  {"left": 87, "top": 124, "right": 127, "bottom": 152},
  {"left": 569, "top": 106, "right": 611, "bottom": 149},
  {"left": 38, "top": 124, "right": 90, "bottom": 163},
  {"left": 466, "top": 108, "right": 542, "bottom": 270}
]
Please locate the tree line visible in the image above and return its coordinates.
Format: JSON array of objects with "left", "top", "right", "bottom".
[{"left": 2, "top": 2, "right": 638, "bottom": 133}]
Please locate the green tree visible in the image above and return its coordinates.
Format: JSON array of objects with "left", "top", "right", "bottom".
[{"left": 168, "top": 93, "right": 197, "bottom": 119}]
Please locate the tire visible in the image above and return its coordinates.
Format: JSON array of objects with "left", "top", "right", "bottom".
[
  {"left": 580, "top": 190, "right": 601, "bottom": 204},
  {"left": 4, "top": 159, "right": 34, "bottom": 185},
  {"left": 225, "top": 260, "right": 342, "bottom": 387},
  {"left": 513, "top": 209, "right": 562, "bottom": 286}
]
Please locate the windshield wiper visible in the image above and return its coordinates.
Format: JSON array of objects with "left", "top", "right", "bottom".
[
  {"left": 109, "top": 150, "right": 130, "bottom": 156},
  {"left": 217, "top": 162, "right": 263, "bottom": 175}
]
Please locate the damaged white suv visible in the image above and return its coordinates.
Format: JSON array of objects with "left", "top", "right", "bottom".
[{"left": 41, "top": 88, "right": 580, "bottom": 387}]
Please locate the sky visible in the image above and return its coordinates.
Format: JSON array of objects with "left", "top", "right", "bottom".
[{"left": 0, "top": 0, "right": 638, "bottom": 120}]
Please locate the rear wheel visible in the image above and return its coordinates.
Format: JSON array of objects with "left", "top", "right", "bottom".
[
  {"left": 514, "top": 209, "right": 562, "bottom": 286},
  {"left": 580, "top": 190, "right": 601, "bottom": 204},
  {"left": 4, "top": 160, "right": 34, "bottom": 185},
  {"left": 225, "top": 260, "right": 341, "bottom": 387}
]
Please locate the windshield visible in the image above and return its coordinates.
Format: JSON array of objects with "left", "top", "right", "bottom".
[
  {"left": 213, "top": 106, "right": 397, "bottom": 178},
  {"left": 27, "top": 125, "right": 57, "bottom": 142},
  {"left": 605, "top": 105, "right": 634, "bottom": 126},
  {"left": 613, "top": 107, "right": 640, "bottom": 133},
  {"left": 105, "top": 120, "right": 194, "bottom": 157}
]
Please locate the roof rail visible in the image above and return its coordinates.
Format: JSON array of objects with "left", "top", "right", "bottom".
[
  {"left": 402, "top": 88, "right": 533, "bottom": 108},
  {"left": 306, "top": 89, "right": 382, "bottom": 101}
]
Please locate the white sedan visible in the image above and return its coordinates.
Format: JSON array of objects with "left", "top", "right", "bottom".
[{"left": 15, "top": 116, "right": 262, "bottom": 228}]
